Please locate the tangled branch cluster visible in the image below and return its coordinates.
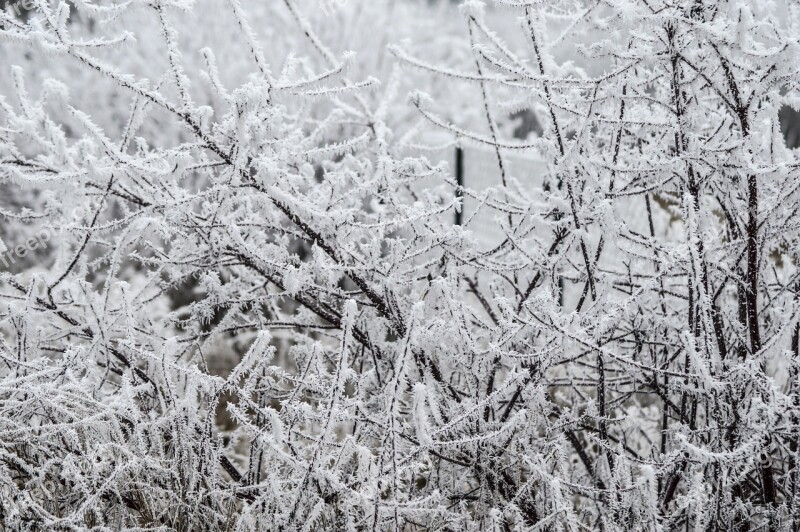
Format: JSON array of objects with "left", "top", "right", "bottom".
[{"left": 1, "top": 0, "right": 800, "bottom": 530}]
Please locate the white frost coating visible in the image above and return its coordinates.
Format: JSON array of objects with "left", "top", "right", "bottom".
[{"left": 0, "top": 0, "right": 799, "bottom": 530}]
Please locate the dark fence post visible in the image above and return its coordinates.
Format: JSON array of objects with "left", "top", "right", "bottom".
[{"left": 455, "top": 146, "right": 464, "bottom": 226}]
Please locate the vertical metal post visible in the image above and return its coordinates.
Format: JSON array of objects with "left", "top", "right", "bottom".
[{"left": 455, "top": 146, "right": 464, "bottom": 226}]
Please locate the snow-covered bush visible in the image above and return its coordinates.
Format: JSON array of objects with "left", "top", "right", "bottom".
[
  {"left": 394, "top": 0, "right": 800, "bottom": 529},
  {"left": 1, "top": 0, "right": 800, "bottom": 530}
]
